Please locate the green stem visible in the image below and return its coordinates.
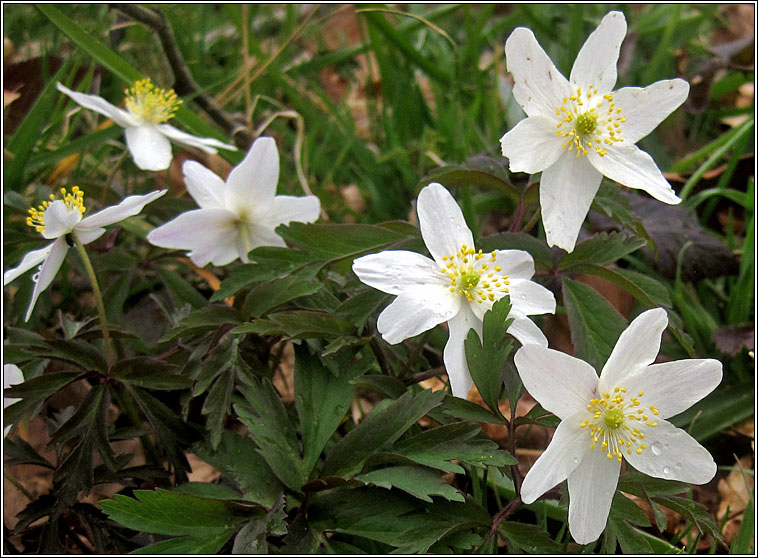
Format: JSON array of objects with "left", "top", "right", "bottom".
[{"left": 71, "top": 232, "right": 114, "bottom": 367}]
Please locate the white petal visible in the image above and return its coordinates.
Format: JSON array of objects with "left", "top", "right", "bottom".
[
  {"left": 78, "top": 190, "right": 167, "bottom": 230},
  {"left": 125, "top": 125, "right": 173, "bottom": 171},
  {"left": 245, "top": 223, "right": 287, "bottom": 252},
  {"left": 25, "top": 237, "right": 69, "bottom": 322},
  {"left": 182, "top": 161, "right": 227, "bottom": 209},
  {"left": 500, "top": 116, "right": 564, "bottom": 173},
  {"left": 624, "top": 359, "right": 722, "bottom": 420},
  {"left": 569, "top": 11, "right": 626, "bottom": 93},
  {"left": 625, "top": 419, "right": 717, "bottom": 484},
  {"left": 505, "top": 27, "right": 572, "bottom": 117},
  {"left": 261, "top": 195, "right": 321, "bottom": 228},
  {"left": 599, "top": 308, "right": 667, "bottom": 393},
  {"left": 353, "top": 250, "right": 448, "bottom": 295},
  {"left": 157, "top": 123, "right": 237, "bottom": 152},
  {"left": 41, "top": 200, "right": 82, "bottom": 239},
  {"left": 225, "top": 137, "right": 279, "bottom": 219},
  {"left": 520, "top": 412, "right": 589, "bottom": 503},
  {"left": 75, "top": 228, "right": 106, "bottom": 245},
  {"left": 146, "top": 208, "right": 241, "bottom": 267},
  {"left": 4, "top": 364, "right": 24, "bottom": 391},
  {"left": 540, "top": 150, "right": 603, "bottom": 252},
  {"left": 416, "top": 183, "right": 474, "bottom": 265},
  {"left": 613, "top": 80, "right": 690, "bottom": 144},
  {"left": 508, "top": 279, "right": 556, "bottom": 316},
  {"left": 56, "top": 82, "right": 140, "bottom": 128},
  {"left": 567, "top": 447, "right": 621, "bottom": 544},
  {"left": 443, "top": 303, "right": 480, "bottom": 398},
  {"left": 514, "top": 345, "right": 598, "bottom": 420},
  {"left": 588, "top": 144, "right": 681, "bottom": 204},
  {"left": 492, "top": 250, "right": 536, "bottom": 280},
  {"left": 4, "top": 244, "right": 54, "bottom": 285},
  {"left": 377, "top": 286, "right": 460, "bottom": 346},
  {"left": 507, "top": 316, "right": 549, "bottom": 347}
]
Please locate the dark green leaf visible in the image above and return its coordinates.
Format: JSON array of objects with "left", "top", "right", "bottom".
[
  {"left": 232, "top": 310, "right": 355, "bottom": 339},
  {"left": 242, "top": 274, "right": 322, "bottom": 317},
  {"left": 610, "top": 493, "right": 651, "bottom": 527},
  {"left": 730, "top": 493, "right": 754, "bottom": 554},
  {"left": 156, "top": 268, "right": 208, "bottom": 310},
  {"left": 654, "top": 495, "right": 724, "bottom": 545},
  {"left": 320, "top": 389, "right": 444, "bottom": 478},
  {"left": 4, "top": 371, "right": 81, "bottom": 400},
  {"left": 194, "top": 431, "right": 282, "bottom": 508},
  {"left": 130, "top": 529, "right": 236, "bottom": 555},
  {"left": 392, "top": 422, "right": 517, "bottom": 473},
  {"left": 613, "top": 519, "right": 654, "bottom": 554},
  {"left": 295, "top": 345, "right": 359, "bottom": 473},
  {"left": 351, "top": 375, "right": 407, "bottom": 399},
  {"left": 499, "top": 521, "right": 563, "bottom": 554},
  {"left": 160, "top": 305, "right": 243, "bottom": 342},
  {"left": 39, "top": 339, "right": 107, "bottom": 373},
  {"left": 235, "top": 378, "right": 308, "bottom": 492},
  {"left": 100, "top": 488, "right": 239, "bottom": 536},
  {"left": 173, "top": 482, "right": 243, "bottom": 501},
  {"left": 418, "top": 163, "right": 520, "bottom": 201},
  {"left": 558, "top": 232, "right": 647, "bottom": 270},
  {"left": 439, "top": 394, "right": 507, "bottom": 424},
  {"left": 356, "top": 465, "right": 464, "bottom": 502},
  {"left": 571, "top": 265, "right": 672, "bottom": 308},
  {"left": 562, "top": 277, "right": 627, "bottom": 371},
  {"left": 464, "top": 296, "right": 513, "bottom": 414}
]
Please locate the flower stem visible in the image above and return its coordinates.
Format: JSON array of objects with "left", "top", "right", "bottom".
[{"left": 71, "top": 232, "right": 114, "bottom": 367}]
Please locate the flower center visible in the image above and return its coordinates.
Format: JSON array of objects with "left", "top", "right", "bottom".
[
  {"left": 26, "top": 186, "right": 86, "bottom": 235},
  {"left": 554, "top": 84, "right": 626, "bottom": 157},
  {"left": 124, "top": 78, "right": 182, "bottom": 123},
  {"left": 441, "top": 244, "right": 510, "bottom": 304},
  {"left": 579, "top": 386, "right": 659, "bottom": 462}
]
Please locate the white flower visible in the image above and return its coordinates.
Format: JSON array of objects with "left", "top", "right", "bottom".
[
  {"left": 500, "top": 11, "right": 689, "bottom": 252},
  {"left": 514, "top": 308, "right": 722, "bottom": 544},
  {"left": 147, "top": 137, "right": 321, "bottom": 267},
  {"left": 352, "top": 183, "right": 556, "bottom": 399},
  {"left": 3, "top": 187, "right": 166, "bottom": 321},
  {"left": 57, "top": 79, "right": 237, "bottom": 171},
  {"left": 4, "top": 364, "right": 24, "bottom": 437}
]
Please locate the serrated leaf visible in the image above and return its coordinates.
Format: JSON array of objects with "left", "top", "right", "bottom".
[
  {"left": 478, "top": 232, "right": 553, "bottom": 271},
  {"left": 193, "top": 431, "right": 282, "bottom": 508},
  {"left": 654, "top": 495, "right": 724, "bottom": 545},
  {"left": 571, "top": 264, "right": 672, "bottom": 308},
  {"left": 610, "top": 492, "right": 651, "bottom": 527},
  {"left": 111, "top": 359, "right": 190, "bottom": 390},
  {"left": 439, "top": 394, "right": 507, "bottom": 424},
  {"left": 295, "top": 345, "right": 359, "bottom": 473},
  {"left": 417, "top": 160, "right": 520, "bottom": 201},
  {"left": 320, "top": 389, "right": 445, "bottom": 478},
  {"left": 558, "top": 232, "right": 647, "bottom": 270},
  {"left": 156, "top": 267, "right": 208, "bottom": 310},
  {"left": 232, "top": 310, "right": 355, "bottom": 339},
  {"left": 242, "top": 274, "right": 322, "bottom": 317},
  {"left": 335, "top": 288, "right": 390, "bottom": 327},
  {"left": 39, "top": 339, "right": 107, "bottom": 372},
  {"left": 173, "top": 482, "right": 243, "bottom": 501},
  {"left": 613, "top": 518, "right": 655, "bottom": 554},
  {"left": 276, "top": 221, "right": 417, "bottom": 264},
  {"left": 4, "top": 371, "right": 81, "bottom": 400},
  {"left": 235, "top": 378, "right": 308, "bottom": 492},
  {"left": 499, "top": 521, "right": 563, "bottom": 554},
  {"left": 130, "top": 529, "right": 236, "bottom": 554},
  {"left": 100, "top": 488, "right": 239, "bottom": 537},
  {"left": 562, "top": 277, "right": 627, "bottom": 371},
  {"left": 464, "top": 296, "right": 513, "bottom": 414},
  {"left": 160, "top": 305, "right": 243, "bottom": 342},
  {"left": 392, "top": 422, "right": 516, "bottom": 473},
  {"left": 357, "top": 465, "right": 464, "bottom": 502}
]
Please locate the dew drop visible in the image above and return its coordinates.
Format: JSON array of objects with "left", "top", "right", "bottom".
[
  {"left": 651, "top": 442, "right": 663, "bottom": 456},
  {"left": 662, "top": 466, "right": 671, "bottom": 475},
  {"left": 572, "top": 457, "right": 580, "bottom": 465}
]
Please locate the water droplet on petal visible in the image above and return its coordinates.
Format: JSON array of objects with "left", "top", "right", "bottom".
[
  {"left": 651, "top": 442, "right": 663, "bottom": 456},
  {"left": 662, "top": 465, "right": 671, "bottom": 475}
]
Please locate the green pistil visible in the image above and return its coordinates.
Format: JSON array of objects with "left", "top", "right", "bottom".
[
  {"left": 458, "top": 270, "right": 480, "bottom": 291},
  {"left": 576, "top": 112, "right": 597, "bottom": 136},
  {"left": 604, "top": 408, "right": 625, "bottom": 430}
]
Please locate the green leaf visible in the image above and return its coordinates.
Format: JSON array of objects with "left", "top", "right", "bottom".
[
  {"left": 730, "top": 493, "right": 754, "bottom": 554},
  {"left": 156, "top": 268, "right": 208, "bottom": 310},
  {"left": 232, "top": 310, "right": 355, "bottom": 339},
  {"left": 112, "top": 359, "right": 191, "bottom": 390},
  {"left": 100, "top": 488, "right": 239, "bottom": 536},
  {"left": 276, "top": 221, "right": 418, "bottom": 264},
  {"left": 235, "top": 378, "right": 308, "bottom": 492},
  {"left": 439, "top": 394, "right": 507, "bottom": 424},
  {"left": 418, "top": 163, "right": 520, "bottom": 201},
  {"left": 4, "top": 371, "right": 81, "bottom": 400},
  {"left": 294, "top": 345, "right": 359, "bottom": 473},
  {"left": 654, "top": 494, "right": 724, "bottom": 546},
  {"left": 478, "top": 232, "right": 553, "bottom": 271},
  {"left": 591, "top": 182, "right": 654, "bottom": 251},
  {"left": 558, "top": 232, "right": 647, "bottom": 270},
  {"left": 498, "top": 521, "right": 563, "bottom": 554},
  {"left": 320, "top": 389, "right": 445, "bottom": 478},
  {"left": 130, "top": 529, "right": 236, "bottom": 555},
  {"left": 613, "top": 519, "right": 654, "bottom": 554},
  {"left": 464, "top": 296, "right": 513, "bottom": 414},
  {"left": 39, "top": 339, "right": 107, "bottom": 373},
  {"left": 610, "top": 492, "right": 651, "bottom": 527},
  {"left": 161, "top": 305, "right": 243, "bottom": 342},
  {"left": 242, "top": 274, "right": 322, "bottom": 317},
  {"left": 392, "top": 422, "right": 516, "bottom": 473},
  {"left": 571, "top": 265, "right": 672, "bottom": 308},
  {"left": 356, "top": 465, "right": 464, "bottom": 502},
  {"left": 173, "top": 482, "right": 243, "bottom": 501},
  {"left": 193, "top": 431, "right": 282, "bottom": 508},
  {"left": 562, "top": 277, "right": 627, "bottom": 371}
]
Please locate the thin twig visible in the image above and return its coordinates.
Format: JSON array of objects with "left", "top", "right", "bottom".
[
  {"left": 403, "top": 366, "right": 445, "bottom": 386},
  {"left": 111, "top": 4, "right": 252, "bottom": 149},
  {"left": 488, "top": 496, "right": 523, "bottom": 540}
]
